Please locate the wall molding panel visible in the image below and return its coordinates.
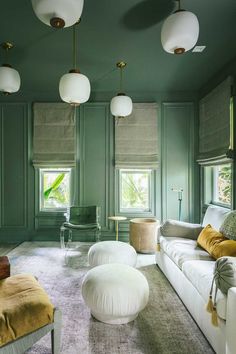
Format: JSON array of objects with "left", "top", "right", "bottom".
[
  {"left": 0, "top": 103, "right": 28, "bottom": 232},
  {"left": 161, "top": 102, "right": 195, "bottom": 222},
  {"left": 79, "top": 103, "right": 113, "bottom": 232},
  {"left": 0, "top": 101, "right": 197, "bottom": 242}
]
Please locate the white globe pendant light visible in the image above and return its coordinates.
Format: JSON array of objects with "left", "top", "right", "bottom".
[
  {"left": 110, "top": 94, "right": 132, "bottom": 117},
  {"left": 161, "top": 0, "right": 199, "bottom": 54},
  {"left": 110, "top": 62, "right": 133, "bottom": 119},
  {"left": 59, "top": 23, "right": 90, "bottom": 106},
  {"left": 31, "top": 0, "right": 84, "bottom": 28},
  {"left": 0, "top": 42, "right": 21, "bottom": 95},
  {"left": 59, "top": 70, "right": 90, "bottom": 105}
]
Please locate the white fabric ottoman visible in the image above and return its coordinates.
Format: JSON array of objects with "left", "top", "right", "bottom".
[
  {"left": 82, "top": 263, "right": 149, "bottom": 324},
  {"left": 88, "top": 241, "right": 137, "bottom": 267}
]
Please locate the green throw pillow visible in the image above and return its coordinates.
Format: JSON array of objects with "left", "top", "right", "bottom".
[
  {"left": 214, "top": 257, "right": 236, "bottom": 295},
  {"left": 220, "top": 211, "right": 236, "bottom": 240}
]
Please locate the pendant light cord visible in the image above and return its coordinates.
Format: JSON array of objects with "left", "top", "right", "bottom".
[
  {"left": 73, "top": 24, "right": 77, "bottom": 69},
  {"left": 5, "top": 48, "right": 9, "bottom": 64},
  {"left": 120, "top": 66, "right": 123, "bottom": 93},
  {"left": 177, "top": 0, "right": 181, "bottom": 10}
]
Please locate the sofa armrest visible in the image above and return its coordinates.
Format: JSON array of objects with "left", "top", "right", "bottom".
[
  {"left": 160, "top": 220, "right": 203, "bottom": 240},
  {"left": 0, "top": 256, "right": 10, "bottom": 280},
  {"left": 226, "top": 287, "right": 236, "bottom": 354}
]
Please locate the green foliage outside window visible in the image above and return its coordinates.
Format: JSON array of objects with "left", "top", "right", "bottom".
[
  {"left": 121, "top": 171, "right": 150, "bottom": 210},
  {"left": 41, "top": 170, "right": 70, "bottom": 210},
  {"left": 217, "top": 165, "right": 231, "bottom": 205}
]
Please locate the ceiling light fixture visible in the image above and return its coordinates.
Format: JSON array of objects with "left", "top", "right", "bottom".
[
  {"left": 31, "top": 0, "right": 84, "bottom": 28},
  {"left": 110, "top": 62, "right": 133, "bottom": 119},
  {"left": 161, "top": 0, "right": 199, "bottom": 54},
  {"left": 0, "top": 42, "right": 21, "bottom": 95},
  {"left": 59, "top": 21, "right": 90, "bottom": 106}
]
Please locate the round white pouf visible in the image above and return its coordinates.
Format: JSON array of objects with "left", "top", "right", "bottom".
[
  {"left": 88, "top": 241, "right": 137, "bottom": 267},
  {"left": 82, "top": 263, "right": 149, "bottom": 324}
]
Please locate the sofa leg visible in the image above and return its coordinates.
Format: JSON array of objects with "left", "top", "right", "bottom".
[{"left": 51, "top": 308, "right": 62, "bottom": 354}]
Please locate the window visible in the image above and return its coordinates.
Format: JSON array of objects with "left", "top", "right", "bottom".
[
  {"left": 40, "top": 168, "right": 71, "bottom": 211},
  {"left": 119, "top": 169, "right": 152, "bottom": 213},
  {"left": 203, "top": 164, "right": 232, "bottom": 207},
  {"left": 213, "top": 164, "right": 231, "bottom": 206}
]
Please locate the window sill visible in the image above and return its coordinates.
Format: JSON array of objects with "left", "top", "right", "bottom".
[
  {"left": 36, "top": 210, "right": 66, "bottom": 218},
  {"left": 117, "top": 211, "right": 155, "bottom": 218},
  {"left": 203, "top": 202, "right": 231, "bottom": 210}
]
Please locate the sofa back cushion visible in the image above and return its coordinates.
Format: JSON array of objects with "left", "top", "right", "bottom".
[{"left": 202, "top": 205, "right": 230, "bottom": 231}]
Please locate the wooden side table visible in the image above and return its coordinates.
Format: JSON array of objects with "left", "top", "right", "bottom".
[
  {"left": 108, "top": 216, "right": 127, "bottom": 241},
  {"left": 129, "top": 218, "right": 159, "bottom": 253}
]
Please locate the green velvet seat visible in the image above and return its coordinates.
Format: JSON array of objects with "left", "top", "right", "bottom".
[{"left": 60, "top": 206, "right": 101, "bottom": 248}]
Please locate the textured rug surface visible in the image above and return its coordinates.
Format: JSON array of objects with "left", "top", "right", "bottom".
[{"left": 7, "top": 242, "right": 214, "bottom": 354}]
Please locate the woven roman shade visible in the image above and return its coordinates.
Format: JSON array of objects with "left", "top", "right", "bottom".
[
  {"left": 115, "top": 103, "right": 158, "bottom": 169},
  {"left": 33, "top": 103, "right": 76, "bottom": 167},
  {"left": 198, "top": 76, "right": 233, "bottom": 165}
]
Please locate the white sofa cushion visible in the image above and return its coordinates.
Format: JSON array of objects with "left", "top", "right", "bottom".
[
  {"left": 202, "top": 205, "right": 230, "bottom": 231},
  {"left": 160, "top": 236, "right": 213, "bottom": 269},
  {"left": 182, "top": 260, "right": 227, "bottom": 320}
]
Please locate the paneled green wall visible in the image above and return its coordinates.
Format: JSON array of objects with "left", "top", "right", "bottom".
[
  {"left": 161, "top": 103, "right": 196, "bottom": 222},
  {"left": 0, "top": 104, "right": 30, "bottom": 242},
  {"left": 79, "top": 104, "right": 113, "bottom": 232},
  {"left": 0, "top": 100, "right": 198, "bottom": 242}
]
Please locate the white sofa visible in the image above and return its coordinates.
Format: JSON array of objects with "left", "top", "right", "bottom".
[{"left": 156, "top": 205, "right": 236, "bottom": 354}]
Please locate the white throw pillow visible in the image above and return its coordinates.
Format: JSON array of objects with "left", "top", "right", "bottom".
[{"left": 160, "top": 220, "right": 203, "bottom": 240}]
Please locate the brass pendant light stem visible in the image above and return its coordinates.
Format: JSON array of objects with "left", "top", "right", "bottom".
[
  {"left": 1, "top": 42, "right": 13, "bottom": 65},
  {"left": 116, "top": 61, "right": 126, "bottom": 94},
  {"left": 73, "top": 25, "right": 77, "bottom": 69},
  {"left": 72, "top": 19, "right": 81, "bottom": 71},
  {"left": 120, "top": 66, "right": 123, "bottom": 92},
  {"left": 175, "top": 0, "right": 185, "bottom": 12},
  {"left": 177, "top": 0, "right": 181, "bottom": 11}
]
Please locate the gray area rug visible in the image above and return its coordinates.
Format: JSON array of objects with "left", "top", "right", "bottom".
[{"left": 7, "top": 242, "right": 214, "bottom": 354}]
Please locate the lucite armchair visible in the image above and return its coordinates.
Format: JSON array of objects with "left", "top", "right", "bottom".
[{"left": 60, "top": 206, "right": 101, "bottom": 248}]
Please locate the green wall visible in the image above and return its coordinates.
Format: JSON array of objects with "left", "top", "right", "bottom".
[
  {"left": 199, "top": 58, "right": 236, "bottom": 213},
  {"left": 0, "top": 96, "right": 198, "bottom": 242}
]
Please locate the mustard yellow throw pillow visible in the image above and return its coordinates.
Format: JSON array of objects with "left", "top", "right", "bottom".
[
  {"left": 197, "top": 224, "right": 226, "bottom": 256},
  {"left": 211, "top": 240, "right": 236, "bottom": 259},
  {"left": 197, "top": 224, "right": 236, "bottom": 259}
]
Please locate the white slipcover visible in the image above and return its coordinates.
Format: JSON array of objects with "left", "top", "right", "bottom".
[
  {"left": 160, "top": 236, "right": 213, "bottom": 269},
  {"left": 182, "top": 260, "right": 226, "bottom": 320}
]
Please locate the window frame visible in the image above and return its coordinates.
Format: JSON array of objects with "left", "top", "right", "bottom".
[
  {"left": 39, "top": 167, "right": 72, "bottom": 213},
  {"left": 117, "top": 168, "right": 155, "bottom": 216},
  {"left": 203, "top": 163, "right": 232, "bottom": 209}
]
